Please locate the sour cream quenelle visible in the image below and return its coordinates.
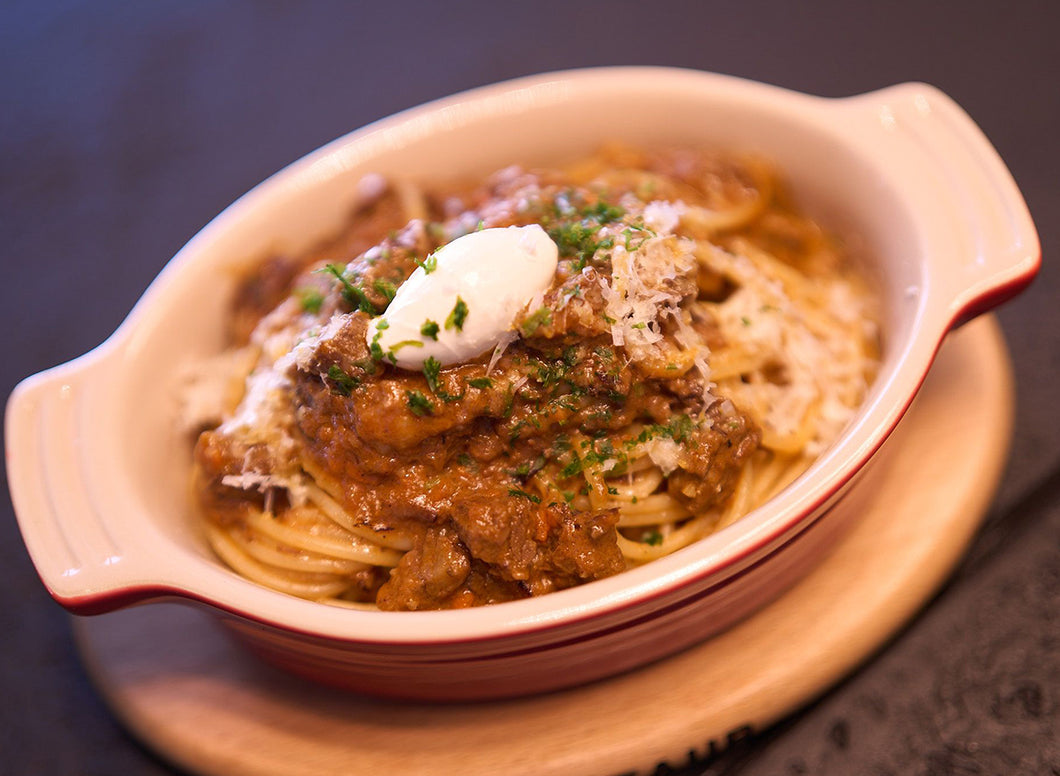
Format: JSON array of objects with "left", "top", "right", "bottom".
[{"left": 366, "top": 225, "right": 559, "bottom": 370}]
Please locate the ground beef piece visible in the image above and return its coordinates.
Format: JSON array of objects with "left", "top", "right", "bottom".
[
  {"left": 331, "top": 234, "right": 426, "bottom": 313},
  {"left": 666, "top": 402, "right": 761, "bottom": 513},
  {"left": 296, "top": 365, "right": 498, "bottom": 456},
  {"left": 296, "top": 312, "right": 375, "bottom": 383},
  {"left": 376, "top": 527, "right": 471, "bottom": 611},
  {"left": 449, "top": 498, "right": 624, "bottom": 597},
  {"left": 293, "top": 375, "right": 409, "bottom": 480},
  {"left": 561, "top": 341, "right": 632, "bottom": 397},
  {"left": 518, "top": 266, "right": 612, "bottom": 343},
  {"left": 375, "top": 498, "right": 625, "bottom": 611}
]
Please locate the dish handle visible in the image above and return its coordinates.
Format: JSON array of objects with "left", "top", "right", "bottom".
[
  {"left": 847, "top": 83, "right": 1040, "bottom": 328},
  {"left": 5, "top": 343, "right": 176, "bottom": 613}
]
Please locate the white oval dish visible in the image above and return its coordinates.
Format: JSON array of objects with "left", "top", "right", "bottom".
[{"left": 5, "top": 67, "right": 1039, "bottom": 700}]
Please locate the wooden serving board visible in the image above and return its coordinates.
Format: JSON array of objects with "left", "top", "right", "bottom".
[{"left": 73, "top": 315, "right": 1013, "bottom": 776}]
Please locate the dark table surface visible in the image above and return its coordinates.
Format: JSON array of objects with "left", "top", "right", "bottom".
[{"left": 2, "top": 2, "right": 1058, "bottom": 774}]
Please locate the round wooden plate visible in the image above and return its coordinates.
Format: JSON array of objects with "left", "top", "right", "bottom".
[{"left": 73, "top": 315, "right": 1013, "bottom": 776}]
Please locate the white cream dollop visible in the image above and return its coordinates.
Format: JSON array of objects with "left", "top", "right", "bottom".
[{"left": 366, "top": 225, "right": 559, "bottom": 370}]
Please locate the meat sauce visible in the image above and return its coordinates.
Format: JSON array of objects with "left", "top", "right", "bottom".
[{"left": 194, "top": 154, "right": 766, "bottom": 610}]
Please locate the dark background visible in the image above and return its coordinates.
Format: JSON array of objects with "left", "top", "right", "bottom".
[{"left": 2, "top": 2, "right": 1058, "bottom": 774}]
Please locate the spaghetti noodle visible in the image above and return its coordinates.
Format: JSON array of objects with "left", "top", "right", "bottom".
[{"left": 186, "top": 144, "right": 879, "bottom": 610}]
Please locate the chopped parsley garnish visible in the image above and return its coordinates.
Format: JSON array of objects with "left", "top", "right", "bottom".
[
  {"left": 580, "top": 200, "right": 625, "bottom": 222},
  {"left": 548, "top": 222, "right": 604, "bottom": 270},
  {"left": 546, "top": 195, "right": 625, "bottom": 271},
  {"left": 467, "top": 377, "right": 493, "bottom": 389},
  {"left": 368, "top": 338, "right": 385, "bottom": 362},
  {"left": 326, "top": 365, "right": 358, "bottom": 396},
  {"left": 630, "top": 414, "right": 697, "bottom": 446},
  {"left": 644, "top": 530, "right": 664, "bottom": 546},
  {"left": 405, "top": 390, "right": 434, "bottom": 416},
  {"left": 507, "top": 419, "right": 528, "bottom": 442},
  {"left": 386, "top": 339, "right": 424, "bottom": 364},
  {"left": 373, "top": 278, "right": 398, "bottom": 304},
  {"left": 560, "top": 453, "right": 583, "bottom": 478},
  {"left": 519, "top": 306, "right": 552, "bottom": 337},
  {"left": 622, "top": 225, "right": 654, "bottom": 251},
  {"left": 319, "top": 264, "right": 377, "bottom": 314},
  {"left": 420, "top": 319, "right": 440, "bottom": 340},
  {"left": 510, "top": 455, "right": 546, "bottom": 482},
  {"left": 415, "top": 253, "right": 438, "bottom": 274},
  {"left": 421, "top": 356, "right": 463, "bottom": 402},
  {"left": 507, "top": 488, "right": 541, "bottom": 504},
  {"left": 578, "top": 437, "right": 629, "bottom": 476},
  {"left": 422, "top": 356, "right": 442, "bottom": 388},
  {"left": 662, "top": 414, "right": 696, "bottom": 443},
  {"left": 445, "top": 296, "right": 468, "bottom": 331},
  {"left": 295, "top": 287, "right": 324, "bottom": 314}
]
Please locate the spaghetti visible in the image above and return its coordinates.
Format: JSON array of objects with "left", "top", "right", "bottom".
[{"left": 186, "top": 144, "right": 879, "bottom": 610}]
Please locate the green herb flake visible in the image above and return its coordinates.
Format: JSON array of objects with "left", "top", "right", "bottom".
[
  {"left": 318, "top": 264, "right": 377, "bottom": 314},
  {"left": 420, "top": 319, "right": 440, "bottom": 340},
  {"left": 405, "top": 390, "right": 434, "bottom": 416},
  {"left": 644, "top": 530, "right": 663, "bottom": 546},
  {"left": 667, "top": 414, "right": 695, "bottom": 443},
  {"left": 510, "top": 455, "right": 546, "bottom": 482},
  {"left": 369, "top": 339, "right": 385, "bottom": 362},
  {"left": 633, "top": 414, "right": 697, "bottom": 447},
  {"left": 326, "top": 365, "right": 358, "bottom": 396},
  {"left": 560, "top": 454, "right": 583, "bottom": 479},
  {"left": 420, "top": 355, "right": 464, "bottom": 402},
  {"left": 581, "top": 201, "right": 625, "bottom": 222},
  {"left": 422, "top": 356, "right": 442, "bottom": 393},
  {"left": 507, "top": 488, "right": 541, "bottom": 504},
  {"left": 373, "top": 278, "right": 398, "bottom": 303},
  {"left": 501, "top": 384, "right": 516, "bottom": 417},
  {"left": 389, "top": 339, "right": 424, "bottom": 353},
  {"left": 519, "top": 306, "right": 552, "bottom": 337},
  {"left": 548, "top": 222, "right": 600, "bottom": 270},
  {"left": 467, "top": 377, "right": 493, "bottom": 389},
  {"left": 445, "top": 296, "right": 469, "bottom": 331},
  {"left": 295, "top": 287, "right": 325, "bottom": 314},
  {"left": 415, "top": 253, "right": 438, "bottom": 274}
]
